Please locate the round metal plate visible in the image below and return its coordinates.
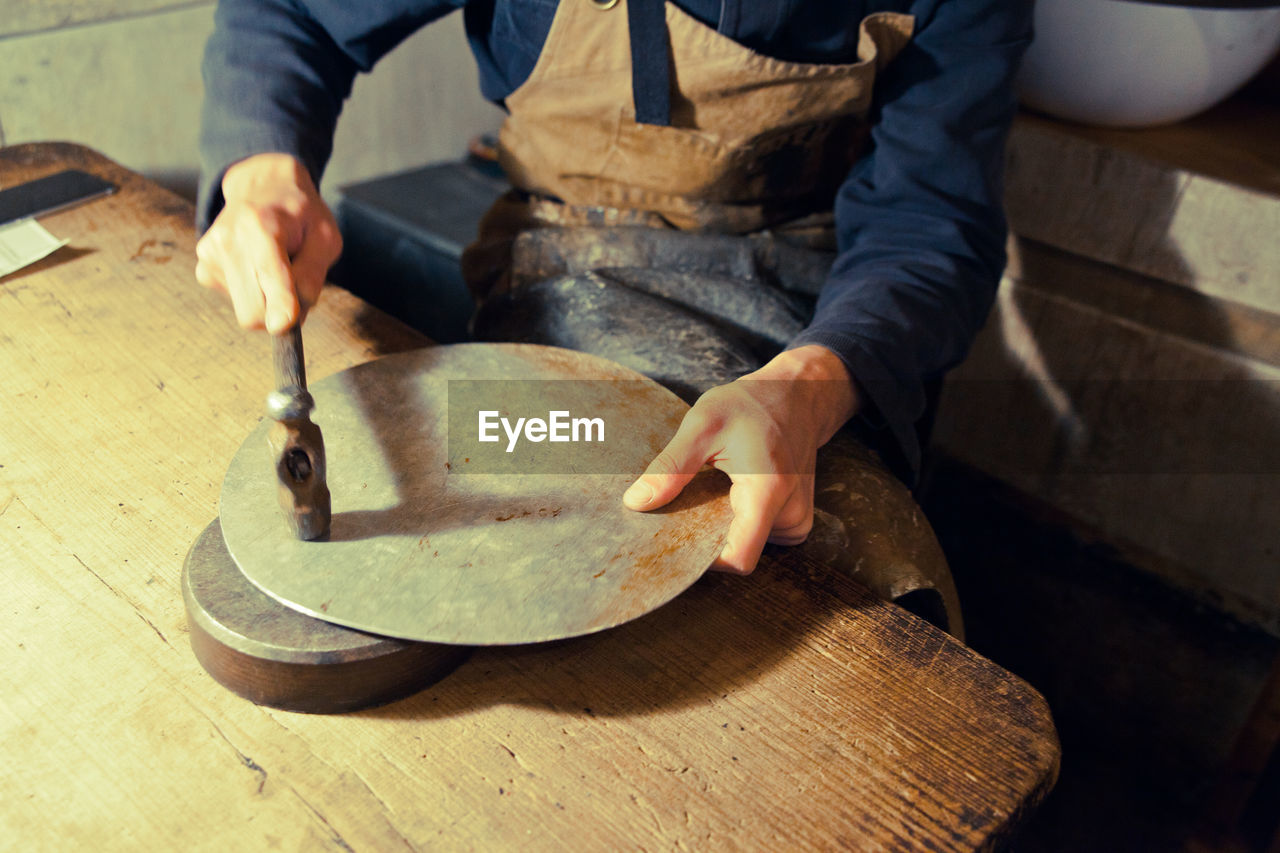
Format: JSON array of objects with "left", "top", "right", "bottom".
[
  {"left": 219, "top": 343, "right": 732, "bottom": 645},
  {"left": 183, "top": 519, "right": 469, "bottom": 713}
]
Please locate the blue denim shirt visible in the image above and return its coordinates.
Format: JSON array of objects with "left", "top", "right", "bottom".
[{"left": 198, "top": 0, "right": 1033, "bottom": 479}]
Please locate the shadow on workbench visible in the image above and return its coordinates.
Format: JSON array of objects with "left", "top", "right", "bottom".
[
  {"left": 921, "top": 459, "right": 1280, "bottom": 853},
  {"left": 355, "top": 557, "right": 861, "bottom": 721}
]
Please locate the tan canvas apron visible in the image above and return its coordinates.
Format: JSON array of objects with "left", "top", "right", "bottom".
[
  {"left": 464, "top": 0, "right": 914, "bottom": 298},
  {"left": 464, "top": 0, "right": 964, "bottom": 637}
]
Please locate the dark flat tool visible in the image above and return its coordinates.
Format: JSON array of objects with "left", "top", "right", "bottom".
[
  {"left": 183, "top": 519, "right": 468, "bottom": 713},
  {"left": 267, "top": 324, "right": 331, "bottom": 540}
]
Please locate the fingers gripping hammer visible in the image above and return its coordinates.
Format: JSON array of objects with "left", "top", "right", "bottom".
[{"left": 266, "top": 325, "right": 331, "bottom": 540}]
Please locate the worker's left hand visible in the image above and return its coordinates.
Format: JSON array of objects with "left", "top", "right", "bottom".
[{"left": 623, "top": 345, "right": 859, "bottom": 574}]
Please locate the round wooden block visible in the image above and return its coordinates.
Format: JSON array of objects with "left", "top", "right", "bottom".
[
  {"left": 219, "top": 343, "right": 732, "bottom": 645},
  {"left": 183, "top": 519, "right": 469, "bottom": 713}
]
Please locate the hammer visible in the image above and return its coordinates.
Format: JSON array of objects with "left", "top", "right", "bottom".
[{"left": 265, "top": 324, "right": 331, "bottom": 540}]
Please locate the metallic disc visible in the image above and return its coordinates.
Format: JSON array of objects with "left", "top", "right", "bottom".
[
  {"left": 219, "top": 343, "right": 732, "bottom": 645},
  {"left": 182, "top": 519, "right": 469, "bottom": 713}
]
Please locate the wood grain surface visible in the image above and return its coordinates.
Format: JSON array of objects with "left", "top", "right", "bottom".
[
  {"left": 0, "top": 143, "right": 1059, "bottom": 851},
  {"left": 1006, "top": 102, "right": 1280, "bottom": 316},
  {"left": 933, "top": 245, "right": 1280, "bottom": 632},
  {"left": 960, "top": 102, "right": 1280, "bottom": 633}
]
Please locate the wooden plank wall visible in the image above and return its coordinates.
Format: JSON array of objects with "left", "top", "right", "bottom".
[
  {"left": 933, "top": 99, "right": 1280, "bottom": 634},
  {"left": 1004, "top": 110, "right": 1280, "bottom": 315}
]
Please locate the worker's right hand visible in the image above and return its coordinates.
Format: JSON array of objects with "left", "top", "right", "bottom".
[{"left": 195, "top": 153, "right": 342, "bottom": 334}]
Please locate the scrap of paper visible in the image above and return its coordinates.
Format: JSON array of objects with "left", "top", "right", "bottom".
[{"left": 0, "top": 218, "right": 67, "bottom": 279}]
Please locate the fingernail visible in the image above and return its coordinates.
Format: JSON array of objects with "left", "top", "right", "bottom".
[
  {"left": 623, "top": 480, "right": 653, "bottom": 507},
  {"left": 266, "top": 307, "right": 288, "bottom": 333}
]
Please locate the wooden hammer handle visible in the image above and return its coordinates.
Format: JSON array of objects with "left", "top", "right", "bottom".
[{"left": 273, "top": 325, "right": 307, "bottom": 398}]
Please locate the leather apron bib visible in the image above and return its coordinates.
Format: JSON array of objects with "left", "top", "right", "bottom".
[{"left": 464, "top": 0, "right": 963, "bottom": 637}]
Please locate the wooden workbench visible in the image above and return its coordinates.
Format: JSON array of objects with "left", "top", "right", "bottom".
[{"left": 0, "top": 143, "right": 1058, "bottom": 851}]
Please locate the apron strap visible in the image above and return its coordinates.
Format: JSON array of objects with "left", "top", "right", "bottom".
[{"left": 626, "top": 0, "right": 671, "bottom": 126}]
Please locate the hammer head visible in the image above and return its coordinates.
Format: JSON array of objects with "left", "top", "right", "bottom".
[
  {"left": 267, "top": 324, "right": 330, "bottom": 541},
  {"left": 267, "top": 415, "right": 331, "bottom": 540}
]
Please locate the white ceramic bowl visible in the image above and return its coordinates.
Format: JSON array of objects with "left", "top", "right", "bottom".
[{"left": 1018, "top": 0, "right": 1280, "bottom": 127}]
